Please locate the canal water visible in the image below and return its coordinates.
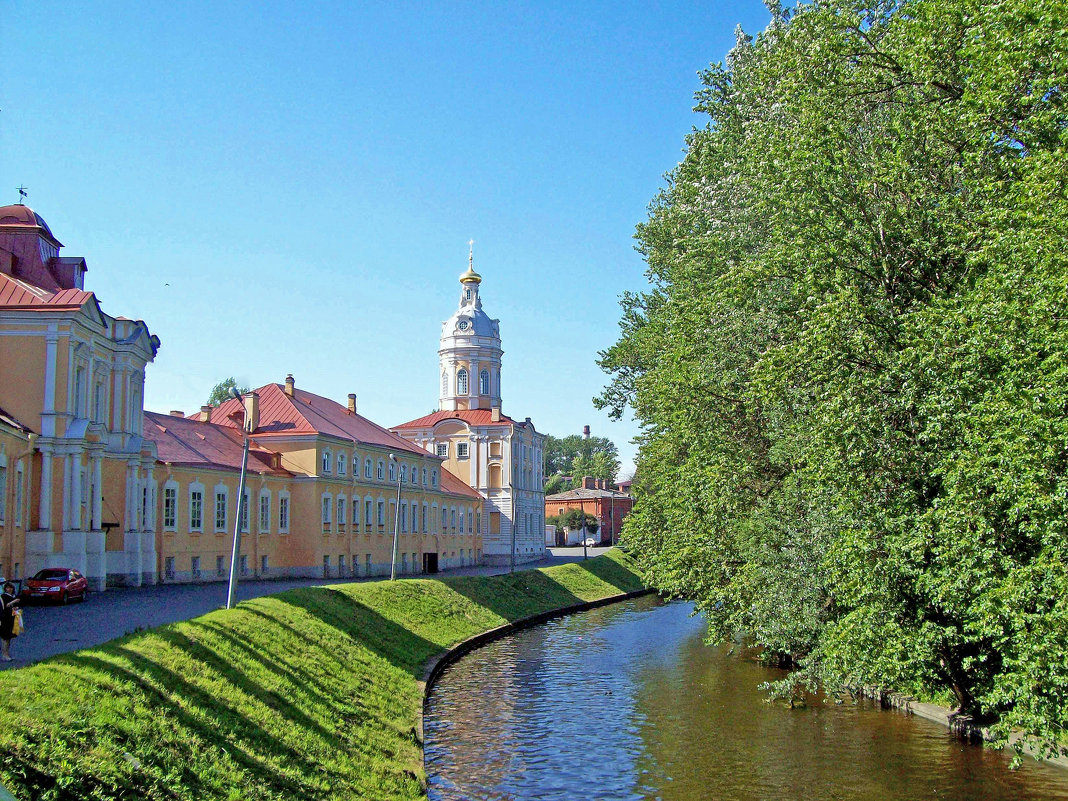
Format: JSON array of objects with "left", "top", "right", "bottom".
[{"left": 424, "top": 595, "right": 1068, "bottom": 800}]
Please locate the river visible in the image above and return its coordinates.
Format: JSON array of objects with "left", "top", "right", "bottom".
[{"left": 424, "top": 595, "right": 1068, "bottom": 800}]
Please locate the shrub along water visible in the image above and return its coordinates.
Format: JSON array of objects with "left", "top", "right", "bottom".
[{"left": 0, "top": 551, "right": 644, "bottom": 800}]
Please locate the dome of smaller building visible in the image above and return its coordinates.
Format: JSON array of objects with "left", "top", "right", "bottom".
[{"left": 0, "top": 204, "right": 58, "bottom": 242}]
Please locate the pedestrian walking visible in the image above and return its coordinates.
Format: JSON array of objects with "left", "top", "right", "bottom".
[{"left": 1, "top": 581, "right": 21, "bottom": 661}]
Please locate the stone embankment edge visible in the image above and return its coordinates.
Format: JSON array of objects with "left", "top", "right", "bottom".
[
  {"left": 416, "top": 587, "right": 654, "bottom": 742},
  {"left": 859, "top": 687, "right": 1068, "bottom": 771}
]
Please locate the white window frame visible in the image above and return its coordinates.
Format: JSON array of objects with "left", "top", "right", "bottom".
[
  {"left": 322, "top": 449, "right": 332, "bottom": 474},
  {"left": 479, "top": 369, "right": 489, "bottom": 395},
  {"left": 377, "top": 460, "right": 385, "bottom": 480},
  {"left": 365, "top": 458, "right": 372, "bottom": 479},
  {"left": 338, "top": 452, "right": 346, "bottom": 475},
  {"left": 322, "top": 493, "right": 332, "bottom": 529},
  {"left": 259, "top": 490, "right": 271, "bottom": 533},
  {"left": 163, "top": 480, "right": 179, "bottom": 531},
  {"left": 436, "top": 443, "right": 448, "bottom": 458},
  {"left": 189, "top": 483, "right": 204, "bottom": 532},
  {"left": 457, "top": 442, "right": 469, "bottom": 458},
  {"left": 278, "top": 491, "right": 290, "bottom": 534},
  {"left": 337, "top": 496, "right": 346, "bottom": 528},
  {"left": 214, "top": 485, "right": 228, "bottom": 532},
  {"left": 457, "top": 368, "right": 468, "bottom": 395}
]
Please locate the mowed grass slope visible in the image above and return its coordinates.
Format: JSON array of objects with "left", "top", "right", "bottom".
[{"left": 0, "top": 550, "right": 644, "bottom": 801}]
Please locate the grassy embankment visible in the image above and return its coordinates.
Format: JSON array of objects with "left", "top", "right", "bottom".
[{"left": 0, "top": 550, "right": 644, "bottom": 800}]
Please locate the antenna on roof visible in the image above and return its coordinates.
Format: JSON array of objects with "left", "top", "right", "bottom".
[{"left": 15, "top": 185, "right": 27, "bottom": 205}]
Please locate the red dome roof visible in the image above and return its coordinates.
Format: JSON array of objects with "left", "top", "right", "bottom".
[{"left": 0, "top": 204, "right": 58, "bottom": 242}]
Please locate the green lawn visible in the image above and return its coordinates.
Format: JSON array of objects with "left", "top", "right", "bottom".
[{"left": 0, "top": 550, "right": 644, "bottom": 800}]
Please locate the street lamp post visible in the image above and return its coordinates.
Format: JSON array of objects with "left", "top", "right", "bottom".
[
  {"left": 389, "top": 454, "right": 402, "bottom": 580},
  {"left": 226, "top": 388, "right": 251, "bottom": 610}
]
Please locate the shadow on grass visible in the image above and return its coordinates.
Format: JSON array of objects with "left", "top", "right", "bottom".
[
  {"left": 259, "top": 587, "right": 443, "bottom": 679},
  {"left": 56, "top": 647, "right": 323, "bottom": 799}
]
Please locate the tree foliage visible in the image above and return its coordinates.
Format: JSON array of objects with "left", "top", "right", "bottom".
[
  {"left": 546, "top": 509, "right": 599, "bottom": 535},
  {"left": 207, "top": 377, "right": 251, "bottom": 407},
  {"left": 543, "top": 434, "right": 621, "bottom": 483},
  {"left": 598, "top": 0, "right": 1068, "bottom": 754}
]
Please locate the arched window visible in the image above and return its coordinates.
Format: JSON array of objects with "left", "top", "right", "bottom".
[
  {"left": 389, "top": 461, "right": 396, "bottom": 482},
  {"left": 321, "top": 449, "right": 332, "bottom": 474},
  {"left": 400, "top": 464, "right": 407, "bottom": 484},
  {"left": 337, "top": 452, "right": 346, "bottom": 475},
  {"left": 377, "top": 460, "right": 385, "bottom": 480},
  {"left": 441, "top": 371, "right": 448, "bottom": 396},
  {"left": 365, "top": 458, "right": 373, "bottom": 479},
  {"left": 456, "top": 368, "right": 468, "bottom": 395},
  {"left": 479, "top": 370, "right": 489, "bottom": 395}
]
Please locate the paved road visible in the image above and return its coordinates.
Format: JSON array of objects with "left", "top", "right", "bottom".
[{"left": 2, "top": 546, "right": 611, "bottom": 669}]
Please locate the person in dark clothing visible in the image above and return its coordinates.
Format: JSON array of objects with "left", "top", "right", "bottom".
[{"left": 0, "top": 581, "right": 20, "bottom": 661}]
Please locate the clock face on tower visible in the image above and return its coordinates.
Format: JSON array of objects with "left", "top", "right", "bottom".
[{"left": 458, "top": 320, "right": 469, "bottom": 331}]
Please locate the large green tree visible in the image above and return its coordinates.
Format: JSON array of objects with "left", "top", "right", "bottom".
[
  {"left": 543, "top": 433, "right": 621, "bottom": 484},
  {"left": 206, "top": 377, "right": 251, "bottom": 407},
  {"left": 598, "top": 0, "right": 1068, "bottom": 753}
]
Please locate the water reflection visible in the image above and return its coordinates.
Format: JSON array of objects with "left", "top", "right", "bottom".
[{"left": 424, "top": 597, "right": 1068, "bottom": 801}]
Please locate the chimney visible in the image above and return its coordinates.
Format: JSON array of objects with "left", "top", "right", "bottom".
[
  {"left": 347, "top": 393, "right": 357, "bottom": 414},
  {"left": 583, "top": 425, "right": 590, "bottom": 439},
  {"left": 583, "top": 476, "right": 596, "bottom": 490},
  {"left": 243, "top": 391, "right": 260, "bottom": 433},
  {"left": 491, "top": 406, "right": 501, "bottom": 422},
  {"left": 169, "top": 410, "right": 184, "bottom": 417},
  {"left": 199, "top": 405, "right": 212, "bottom": 422},
  {"left": 284, "top": 374, "right": 295, "bottom": 396}
]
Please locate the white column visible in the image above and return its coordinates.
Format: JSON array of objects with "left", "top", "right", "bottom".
[
  {"left": 39, "top": 446, "right": 53, "bottom": 530},
  {"left": 62, "top": 453, "right": 73, "bottom": 531},
  {"left": 92, "top": 454, "right": 103, "bottom": 530}
]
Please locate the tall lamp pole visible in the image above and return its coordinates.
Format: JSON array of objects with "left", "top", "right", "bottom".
[
  {"left": 389, "top": 454, "right": 402, "bottom": 580},
  {"left": 226, "top": 388, "right": 251, "bottom": 610}
]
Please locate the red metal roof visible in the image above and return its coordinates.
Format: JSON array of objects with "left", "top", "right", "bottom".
[
  {"left": 393, "top": 408, "right": 518, "bottom": 430},
  {"left": 207, "top": 383, "right": 430, "bottom": 456},
  {"left": 144, "top": 411, "right": 289, "bottom": 476},
  {"left": 439, "top": 467, "right": 483, "bottom": 500},
  {"left": 0, "top": 272, "right": 93, "bottom": 310}
]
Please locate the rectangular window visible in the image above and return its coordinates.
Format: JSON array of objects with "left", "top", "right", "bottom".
[
  {"left": 216, "top": 555, "right": 225, "bottom": 576},
  {"left": 191, "top": 556, "right": 201, "bottom": 580},
  {"left": 164, "top": 486, "right": 177, "bottom": 529},
  {"left": 259, "top": 493, "right": 270, "bottom": 532},
  {"left": 352, "top": 498, "right": 359, "bottom": 526},
  {"left": 377, "top": 500, "right": 385, "bottom": 526},
  {"left": 322, "top": 496, "right": 332, "bottom": 530},
  {"left": 14, "top": 468, "right": 23, "bottom": 526},
  {"left": 436, "top": 443, "right": 448, "bottom": 458},
  {"left": 240, "top": 554, "right": 248, "bottom": 575},
  {"left": 190, "top": 490, "right": 203, "bottom": 531},
  {"left": 400, "top": 504, "right": 407, "bottom": 532},
  {"left": 240, "top": 490, "right": 249, "bottom": 533},
  {"left": 339, "top": 554, "right": 346, "bottom": 576},
  {"left": 323, "top": 555, "right": 331, "bottom": 577},
  {"left": 337, "top": 497, "right": 346, "bottom": 528},
  {"left": 279, "top": 495, "right": 290, "bottom": 533},
  {"left": 261, "top": 555, "right": 269, "bottom": 574},
  {"left": 165, "top": 556, "right": 175, "bottom": 579},
  {"left": 215, "top": 491, "right": 227, "bottom": 531},
  {"left": 457, "top": 442, "right": 469, "bottom": 458},
  {"left": 365, "top": 499, "right": 372, "bottom": 526}
]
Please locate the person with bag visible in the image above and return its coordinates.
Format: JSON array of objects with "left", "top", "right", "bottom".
[{"left": 1, "top": 581, "right": 20, "bottom": 661}]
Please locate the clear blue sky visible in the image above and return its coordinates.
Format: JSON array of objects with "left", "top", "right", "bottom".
[{"left": 2, "top": 1, "right": 770, "bottom": 476}]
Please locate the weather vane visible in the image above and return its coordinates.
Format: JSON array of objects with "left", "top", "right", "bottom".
[{"left": 16, "top": 186, "right": 27, "bottom": 205}]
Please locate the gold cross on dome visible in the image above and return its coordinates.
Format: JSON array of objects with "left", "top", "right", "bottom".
[
  {"left": 16, "top": 185, "right": 27, "bottom": 204},
  {"left": 468, "top": 239, "right": 474, "bottom": 267}
]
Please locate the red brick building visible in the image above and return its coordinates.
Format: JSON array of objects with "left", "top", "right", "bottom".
[{"left": 544, "top": 477, "right": 633, "bottom": 546}]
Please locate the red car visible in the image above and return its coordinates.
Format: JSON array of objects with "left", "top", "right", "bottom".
[{"left": 20, "top": 567, "right": 89, "bottom": 604}]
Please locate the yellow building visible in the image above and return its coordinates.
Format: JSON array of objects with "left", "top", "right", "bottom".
[
  {"left": 0, "top": 204, "right": 160, "bottom": 589},
  {"left": 393, "top": 255, "right": 546, "bottom": 565},
  {"left": 145, "top": 375, "right": 484, "bottom": 581}
]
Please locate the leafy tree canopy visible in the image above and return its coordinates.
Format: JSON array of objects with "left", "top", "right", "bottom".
[
  {"left": 207, "top": 377, "right": 251, "bottom": 407},
  {"left": 598, "top": 0, "right": 1068, "bottom": 756},
  {"left": 543, "top": 434, "right": 621, "bottom": 482}
]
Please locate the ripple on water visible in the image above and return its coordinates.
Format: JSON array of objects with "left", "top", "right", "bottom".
[{"left": 424, "top": 597, "right": 1068, "bottom": 801}]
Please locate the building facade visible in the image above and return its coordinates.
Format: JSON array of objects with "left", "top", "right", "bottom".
[
  {"left": 393, "top": 255, "right": 546, "bottom": 565},
  {"left": 145, "top": 376, "right": 484, "bottom": 582},
  {"left": 545, "top": 477, "right": 633, "bottom": 546},
  {"left": 0, "top": 204, "right": 160, "bottom": 589},
  {"left": 0, "top": 204, "right": 485, "bottom": 589}
]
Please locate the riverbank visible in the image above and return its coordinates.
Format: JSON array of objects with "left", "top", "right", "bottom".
[{"left": 0, "top": 550, "right": 645, "bottom": 800}]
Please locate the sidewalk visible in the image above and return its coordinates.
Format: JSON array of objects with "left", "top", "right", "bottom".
[{"left": 1, "top": 548, "right": 609, "bottom": 669}]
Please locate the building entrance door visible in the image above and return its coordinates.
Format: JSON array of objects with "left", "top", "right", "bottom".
[{"left": 423, "top": 552, "right": 439, "bottom": 574}]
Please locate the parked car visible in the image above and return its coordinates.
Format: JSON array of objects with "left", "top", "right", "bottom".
[
  {"left": 20, "top": 568, "right": 89, "bottom": 604},
  {"left": 583, "top": 537, "right": 599, "bottom": 548}
]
